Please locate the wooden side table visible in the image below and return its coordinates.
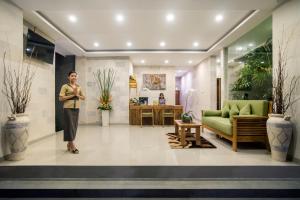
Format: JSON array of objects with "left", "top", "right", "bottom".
[{"left": 174, "top": 120, "right": 202, "bottom": 147}]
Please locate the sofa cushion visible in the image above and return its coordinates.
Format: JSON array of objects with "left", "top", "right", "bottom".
[
  {"left": 223, "top": 100, "right": 269, "bottom": 116},
  {"left": 221, "top": 103, "right": 230, "bottom": 118},
  {"left": 240, "top": 104, "right": 251, "bottom": 115},
  {"left": 229, "top": 104, "right": 239, "bottom": 122},
  {"left": 202, "top": 116, "right": 232, "bottom": 136},
  {"left": 203, "top": 110, "right": 222, "bottom": 117}
]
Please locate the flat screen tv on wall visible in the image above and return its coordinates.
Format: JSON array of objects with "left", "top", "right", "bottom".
[{"left": 24, "top": 29, "right": 55, "bottom": 64}]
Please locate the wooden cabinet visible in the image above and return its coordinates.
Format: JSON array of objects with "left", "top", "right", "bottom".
[{"left": 129, "top": 105, "right": 183, "bottom": 125}]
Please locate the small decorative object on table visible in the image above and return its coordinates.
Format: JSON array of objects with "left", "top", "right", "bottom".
[{"left": 181, "top": 88, "right": 195, "bottom": 123}]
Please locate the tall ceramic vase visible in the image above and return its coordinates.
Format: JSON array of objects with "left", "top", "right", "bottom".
[
  {"left": 267, "top": 114, "right": 293, "bottom": 162},
  {"left": 4, "top": 113, "right": 30, "bottom": 161},
  {"left": 101, "top": 110, "right": 110, "bottom": 126}
]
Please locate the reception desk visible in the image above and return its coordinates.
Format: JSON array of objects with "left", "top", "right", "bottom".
[{"left": 129, "top": 105, "right": 183, "bottom": 125}]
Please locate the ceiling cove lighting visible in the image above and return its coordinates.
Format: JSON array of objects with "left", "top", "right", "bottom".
[
  {"left": 215, "top": 14, "right": 223, "bottom": 22},
  {"left": 115, "top": 14, "right": 124, "bottom": 22},
  {"left": 160, "top": 41, "right": 166, "bottom": 47},
  {"left": 126, "top": 41, "right": 132, "bottom": 47},
  {"left": 164, "top": 60, "right": 169, "bottom": 64},
  {"left": 166, "top": 13, "right": 175, "bottom": 22},
  {"left": 68, "top": 15, "right": 77, "bottom": 23},
  {"left": 236, "top": 46, "right": 243, "bottom": 51},
  {"left": 93, "top": 42, "right": 99, "bottom": 47},
  {"left": 193, "top": 42, "right": 199, "bottom": 47}
]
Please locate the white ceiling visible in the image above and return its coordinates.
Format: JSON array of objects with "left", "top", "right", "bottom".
[{"left": 11, "top": 0, "right": 281, "bottom": 69}]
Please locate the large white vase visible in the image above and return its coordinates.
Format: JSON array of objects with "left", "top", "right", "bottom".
[
  {"left": 267, "top": 114, "right": 293, "bottom": 162},
  {"left": 4, "top": 113, "right": 30, "bottom": 161},
  {"left": 101, "top": 110, "right": 110, "bottom": 126}
]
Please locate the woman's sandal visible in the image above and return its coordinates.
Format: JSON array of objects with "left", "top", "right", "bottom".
[{"left": 71, "top": 148, "right": 79, "bottom": 154}]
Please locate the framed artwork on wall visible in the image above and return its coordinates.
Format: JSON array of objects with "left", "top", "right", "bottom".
[{"left": 143, "top": 74, "right": 166, "bottom": 90}]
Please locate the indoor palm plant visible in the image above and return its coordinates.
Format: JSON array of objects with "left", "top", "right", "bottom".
[
  {"left": 2, "top": 51, "right": 36, "bottom": 161},
  {"left": 267, "top": 31, "right": 300, "bottom": 162},
  {"left": 94, "top": 68, "right": 115, "bottom": 126}
]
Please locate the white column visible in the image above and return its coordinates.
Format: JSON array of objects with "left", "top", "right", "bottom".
[{"left": 220, "top": 48, "right": 228, "bottom": 107}]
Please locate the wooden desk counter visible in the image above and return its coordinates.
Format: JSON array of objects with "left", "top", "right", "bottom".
[{"left": 129, "top": 105, "right": 183, "bottom": 125}]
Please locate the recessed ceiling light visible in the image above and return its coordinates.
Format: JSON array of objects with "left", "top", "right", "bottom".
[
  {"left": 236, "top": 46, "right": 243, "bottom": 51},
  {"left": 116, "top": 14, "right": 124, "bottom": 22},
  {"left": 166, "top": 13, "right": 175, "bottom": 22},
  {"left": 215, "top": 14, "right": 223, "bottom": 22},
  {"left": 160, "top": 41, "right": 166, "bottom": 47},
  {"left": 93, "top": 42, "right": 99, "bottom": 47},
  {"left": 193, "top": 42, "right": 199, "bottom": 47},
  {"left": 141, "top": 60, "right": 145, "bottom": 64},
  {"left": 248, "top": 43, "right": 254, "bottom": 47},
  {"left": 164, "top": 60, "right": 169, "bottom": 64},
  {"left": 68, "top": 15, "right": 77, "bottom": 23},
  {"left": 127, "top": 41, "right": 132, "bottom": 47},
  {"left": 188, "top": 60, "right": 193, "bottom": 64},
  {"left": 216, "top": 58, "right": 221, "bottom": 63}
]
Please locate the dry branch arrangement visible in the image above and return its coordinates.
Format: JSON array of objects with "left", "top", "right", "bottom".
[{"left": 2, "top": 51, "right": 36, "bottom": 114}]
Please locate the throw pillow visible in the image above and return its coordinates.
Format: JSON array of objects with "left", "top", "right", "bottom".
[
  {"left": 221, "top": 103, "right": 230, "bottom": 118},
  {"left": 229, "top": 104, "right": 239, "bottom": 122},
  {"left": 240, "top": 104, "right": 251, "bottom": 115}
]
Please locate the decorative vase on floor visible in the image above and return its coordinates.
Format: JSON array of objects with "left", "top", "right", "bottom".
[
  {"left": 4, "top": 113, "right": 30, "bottom": 161},
  {"left": 101, "top": 110, "right": 110, "bottom": 126},
  {"left": 267, "top": 114, "right": 293, "bottom": 162}
]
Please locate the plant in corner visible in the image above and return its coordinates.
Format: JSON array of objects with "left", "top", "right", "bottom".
[
  {"left": 94, "top": 68, "right": 116, "bottom": 126},
  {"left": 2, "top": 51, "right": 36, "bottom": 161},
  {"left": 267, "top": 29, "right": 300, "bottom": 162}
]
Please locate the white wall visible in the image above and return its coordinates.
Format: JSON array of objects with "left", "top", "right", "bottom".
[
  {"left": 76, "top": 57, "right": 130, "bottom": 124},
  {"left": 133, "top": 65, "right": 176, "bottom": 105},
  {"left": 180, "top": 56, "right": 217, "bottom": 121},
  {"left": 0, "top": 1, "right": 55, "bottom": 157},
  {"left": 273, "top": 0, "right": 300, "bottom": 161}
]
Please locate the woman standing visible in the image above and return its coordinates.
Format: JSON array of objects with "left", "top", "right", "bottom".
[
  {"left": 159, "top": 93, "right": 166, "bottom": 105},
  {"left": 59, "top": 71, "right": 85, "bottom": 154}
]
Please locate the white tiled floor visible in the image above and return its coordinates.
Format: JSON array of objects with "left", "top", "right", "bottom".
[{"left": 0, "top": 125, "right": 297, "bottom": 166}]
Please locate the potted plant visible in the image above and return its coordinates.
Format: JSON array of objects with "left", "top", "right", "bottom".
[
  {"left": 94, "top": 68, "right": 115, "bottom": 126},
  {"left": 181, "top": 89, "right": 195, "bottom": 123},
  {"left": 2, "top": 51, "right": 35, "bottom": 161},
  {"left": 267, "top": 32, "right": 300, "bottom": 162}
]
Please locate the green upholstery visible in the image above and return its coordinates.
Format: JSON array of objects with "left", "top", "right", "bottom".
[
  {"left": 202, "top": 116, "right": 232, "bottom": 135},
  {"left": 202, "top": 100, "right": 269, "bottom": 136},
  {"left": 240, "top": 103, "right": 251, "bottom": 115},
  {"left": 223, "top": 100, "right": 269, "bottom": 117},
  {"left": 221, "top": 103, "right": 230, "bottom": 118},
  {"left": 229, "top": 104, "right": 239, "bottom": 122},
  {"left": 203, "top": 110, "right": 222, "bottom": 117}
]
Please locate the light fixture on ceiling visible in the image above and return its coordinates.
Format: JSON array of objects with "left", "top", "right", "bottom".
[
  {"left": 141, "top": 60, "right": 145, "bottom": 64},
  {"left": 215, "top": 14, "right": 223, "bottom": 22},
  {"left": 116, "top": 14, "right": 124, "bottom": 22},
  {"left": 188, "top": 60, "right": 193, "bottom": 64},
  {"left": 248, "top": 43, "right": 254, "bottom": 47},
  {"left": 193, "top": 42, "right": 199, "bottom": 47},
  {"left": 68, "top": 15, "right": 77, "bottom": 23},
  {"left": 93, "top": 42, "right": 99, "bottom": 47},
  {"left": 160, "top": 41, "right": 166, "bottom": 47},
  {"left": 164, "top": 60, "right": 169, "bottom": 64},
  {"left": 236, "top": 46, "right": 243, "bottom": 51},
  {"left": 166, "top": 13, "right": 175, "bottom": 22},
  {"left": 126, "top": 41, "right": 132, "bottom": 47},
  {"left": 216, "top": 58, "right": 221, "bottom": 63}
]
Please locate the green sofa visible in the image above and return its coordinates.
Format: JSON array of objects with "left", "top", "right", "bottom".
[{"left": 202, "top": 100, "right": 271, "bottom": 151}]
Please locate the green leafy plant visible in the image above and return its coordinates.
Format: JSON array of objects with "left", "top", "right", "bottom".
[
  {"left": 231, "top": 39, "right": 273, "bottom": 100},
  {"left": 94, "top": 68, "right": 116, "bottom": 110}
]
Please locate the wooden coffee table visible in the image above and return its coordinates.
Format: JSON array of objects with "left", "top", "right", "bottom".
[{"left": 174, "top": 120, "right": 202, "bottom": 147}]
